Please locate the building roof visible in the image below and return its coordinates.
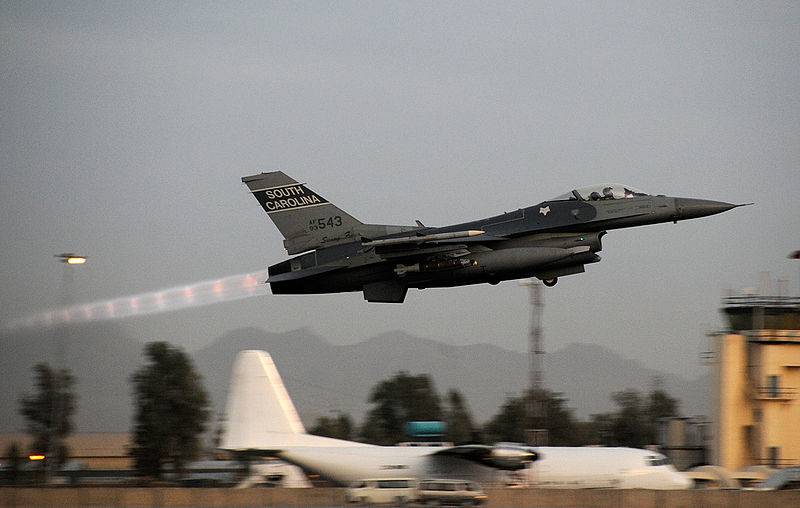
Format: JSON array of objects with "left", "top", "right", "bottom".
[
  {"left": 721, "top": 296, "right": 800, "bottom": 331},
  {"left": 0, "top": 433, "right": 131, "bottom": 459}
]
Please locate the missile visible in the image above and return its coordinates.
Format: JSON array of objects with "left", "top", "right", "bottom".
[
  {"left": 394, "top": 257, "right": 477, "bottom": 276},
  {"left": 363, "top": 230, "right": 485, "bottom": 247}
]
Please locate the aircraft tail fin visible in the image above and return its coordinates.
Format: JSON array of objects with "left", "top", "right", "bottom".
[
  {"left": 221, "top": 350, "right": 365, "bottom": 451},
  {"left": 221, "top": 350, "right": 305, "bottom": 451},
  {"left": 242, "top": 172, "right": 364, "bottom": 255}
]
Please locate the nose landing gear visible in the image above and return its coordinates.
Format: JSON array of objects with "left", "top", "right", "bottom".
[{"left": 542, "top": 278, "right": 558, "bottom": 287}]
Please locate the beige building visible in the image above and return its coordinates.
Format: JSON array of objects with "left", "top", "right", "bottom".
[
  {"left": 0, "top": 433, "right": 131, "bottom": 469},
  {"left": 709, "top": 296, "right": 800, "bottom": 470}
]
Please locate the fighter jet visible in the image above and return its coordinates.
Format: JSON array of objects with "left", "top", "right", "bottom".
[{"left": 242, "top": 172, "right": 746, "bottom": 303}]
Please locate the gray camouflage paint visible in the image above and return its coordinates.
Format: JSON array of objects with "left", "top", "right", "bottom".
[{"left": 243, "top": 172, "right": 742, "bottom": 303}]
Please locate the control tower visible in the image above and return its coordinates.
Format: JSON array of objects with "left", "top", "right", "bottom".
[{"left": 708, "top": 294, "right": 800, "bottom": 470}]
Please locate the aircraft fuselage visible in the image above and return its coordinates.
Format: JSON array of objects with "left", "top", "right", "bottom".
[
  {"left": 243, "top": 173, "right": 743, "bottom": 302},
  {"left": 267, "top": 195, "right": 738, "bottom": 301}
]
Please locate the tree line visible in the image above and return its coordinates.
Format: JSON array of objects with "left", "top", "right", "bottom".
[
  {"left": 7, "top": 343, "right": 680, "bottom": 482},
  {"left": 9, "top": 342, "right": 209, "bottom": 481},
  {"left": 309, "top": 371, "right": 680, "bottom": 448}
]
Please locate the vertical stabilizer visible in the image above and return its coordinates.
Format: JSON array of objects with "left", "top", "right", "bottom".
[
  {"left": 221, "top": 350, "right": 365, "bottom": 450},
  {"left": 242, "top": 172, "right": 364, "bottom": 255},
  {"left": 222, "top": 350, "right": 305, "bottom": 450}
]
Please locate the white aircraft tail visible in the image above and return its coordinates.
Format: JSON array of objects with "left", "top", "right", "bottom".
[{"left": 221, "top": 350, "right": 366, "bottom": 450}]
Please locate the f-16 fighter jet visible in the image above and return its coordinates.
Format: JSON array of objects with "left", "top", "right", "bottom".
[{"left": 242, "top": 172, "right": 746, "bottom": 303}]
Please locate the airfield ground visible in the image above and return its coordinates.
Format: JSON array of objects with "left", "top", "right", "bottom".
[{"left": 2, "top": 487, "right": 800, "bottom": 508}]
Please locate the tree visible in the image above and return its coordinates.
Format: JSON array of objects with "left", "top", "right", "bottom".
[
  {"left": 608, "top": 389, "right": 647, "bottom": 447},
  {"left": 444, "top": 390, "right": 476, "bottom": 445},
  {"left": 18, "top": 363, "right": 76, "bottom": 468},
  {"left": 3, "top": 442, "right": 22, "bottom": 485},
  {"left": 537, "top": 389, "right": 581, "bottom": 446},
  {"left": 483, "top": 389, "right": 581, "bottom": 446},
  {"left": 310, "top": 413, "right": 354, "bottom": 440},
  {"left": 570, "top": 420, "right": 605, "bottom": 446},
  {"left": 586, "top": 412, "right": 615, "bottom": 445},
  {"left": 596, "top": 388, "right": 682, "bottom": 447},
  {"left": 360, "top": 372, "right": 441, "bottom": 445},
  {"left": 483, "top": 396, "right": 526, "bottom": 444},
  {"left": 645, "top": 388, "right": 680, "bottom": 443},
  {"left": 211, "top": 412, "right": 226, "bottom": 450},
  {"left": 130, "top": 342, "right": 210, "bottom": 479}
]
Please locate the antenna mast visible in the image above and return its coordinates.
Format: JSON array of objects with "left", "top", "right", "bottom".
[{"left": 524, "top": 280, "right": 548, "bottom": 446}]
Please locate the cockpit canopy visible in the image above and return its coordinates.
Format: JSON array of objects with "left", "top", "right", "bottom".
[{"left": 551, "top": 184, "right": 649, "bottom": 202}]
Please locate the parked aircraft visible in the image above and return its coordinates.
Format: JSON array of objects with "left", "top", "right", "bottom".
[
  {"left": 242, "top": 172, "right": 746, "bottom": 302},
  {"left": 220, "top": 350, "right": 691, "bottom": 489}
]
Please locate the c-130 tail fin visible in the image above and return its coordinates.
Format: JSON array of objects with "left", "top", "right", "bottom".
[
  {"left": 242, "top": 172, "right": 364, "bottom": 255},
  {"left": 220, "top": 350, "right": 370, "bottom": 451}
]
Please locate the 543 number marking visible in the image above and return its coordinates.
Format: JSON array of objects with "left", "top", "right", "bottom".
[{"left": 308, "top": 215, "right": 342, "bottom": 231}]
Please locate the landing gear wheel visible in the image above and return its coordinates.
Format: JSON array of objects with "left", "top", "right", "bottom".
[{"left": 542, "top": 278, "right": 558, "bottom": 287}]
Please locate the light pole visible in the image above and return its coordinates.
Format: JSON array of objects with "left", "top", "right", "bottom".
[
  {"left": 48, "top": 253, "right": 86, "bottom": 477},
  {"left": 54, "top": 253, "right": 87, "bottom": 364}
]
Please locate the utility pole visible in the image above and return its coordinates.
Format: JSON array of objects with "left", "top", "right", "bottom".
[
  {"left": 47, "top": 253, "right": 86, "bottom": 478},
  {"left": 521, "top": 280, "right": 548, "bottom": 446}
]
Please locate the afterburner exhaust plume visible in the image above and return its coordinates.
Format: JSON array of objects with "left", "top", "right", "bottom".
[{"left": 5, "top": 270, "right": 268, "bottom": 331}]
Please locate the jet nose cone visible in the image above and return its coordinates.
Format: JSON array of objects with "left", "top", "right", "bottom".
[{"left": 674, "top": 198, "right": 741, "bottom": 220}]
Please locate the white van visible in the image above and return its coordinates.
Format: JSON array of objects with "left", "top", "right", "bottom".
[
  {"left": 345, "top": 478, "right": 418, "bottom": 505},
  {"left": 417, "top": 479, "right": 487, "bottom": 506}
]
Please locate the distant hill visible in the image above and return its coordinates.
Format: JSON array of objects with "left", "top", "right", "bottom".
[
  {"left": 1, "top": 325, "right": 708, "bottom": 433},
  {"left": 194, "top": 328, "right": 709, "bottom": 427}
]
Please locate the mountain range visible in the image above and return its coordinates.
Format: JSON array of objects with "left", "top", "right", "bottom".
[{"left": 1, "top": 323, "right": 709, "bottom": 433}]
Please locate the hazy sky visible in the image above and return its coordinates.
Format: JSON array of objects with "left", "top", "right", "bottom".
[{"left": 2, "top": 1, "right": 798, "bottom": 379}]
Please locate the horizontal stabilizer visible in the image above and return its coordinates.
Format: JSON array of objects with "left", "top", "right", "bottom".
[{"left": 266, "top": 265, "right": 342, "bottom": 284}]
